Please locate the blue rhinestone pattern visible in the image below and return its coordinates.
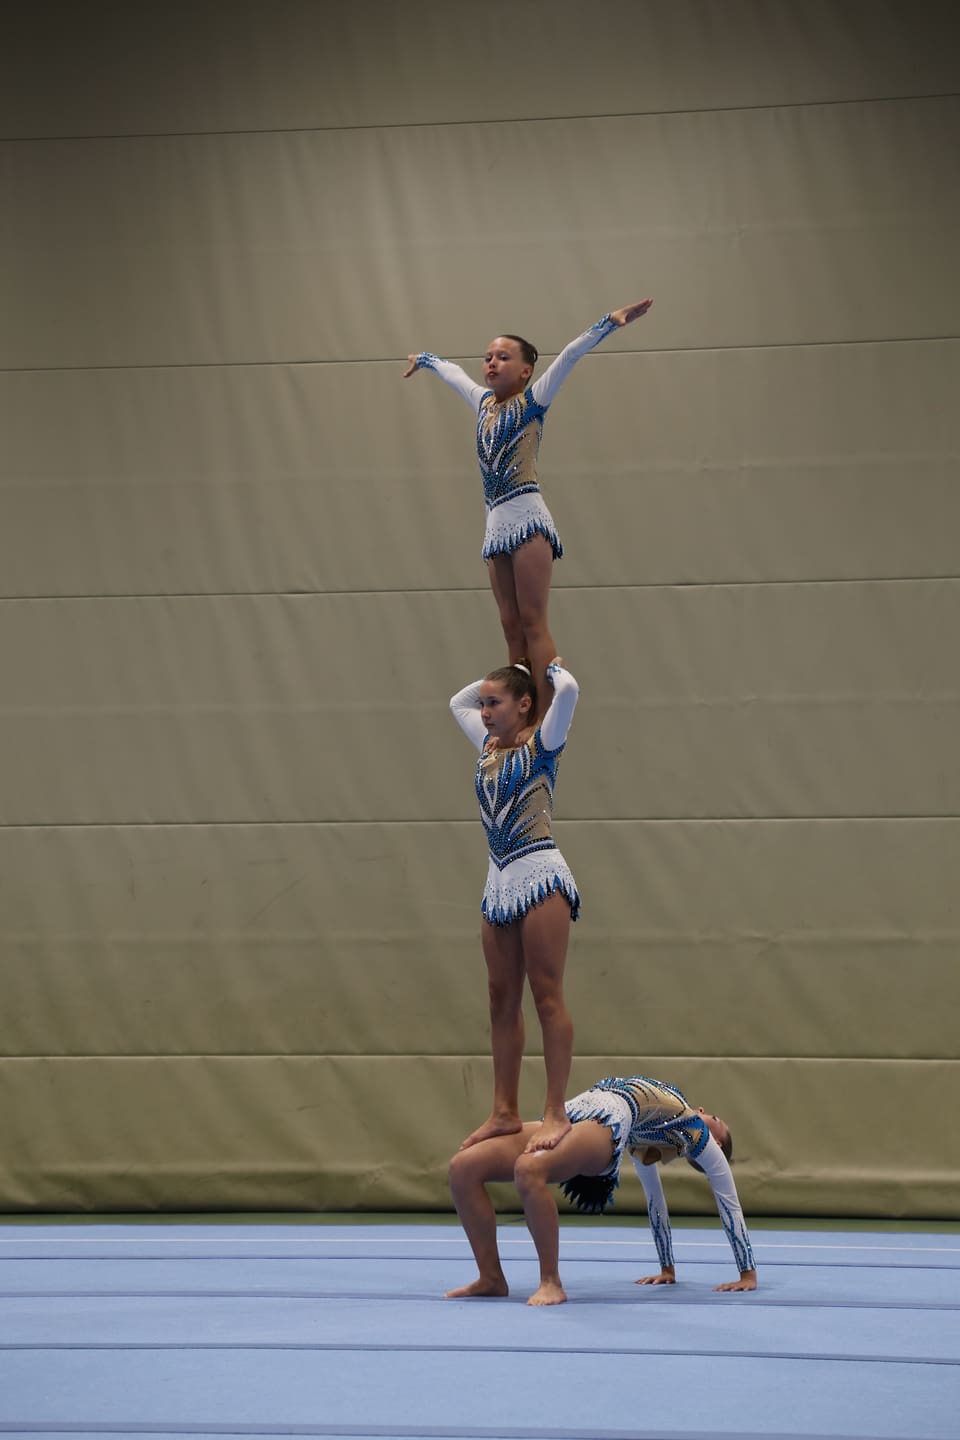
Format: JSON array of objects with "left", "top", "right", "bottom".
[{"left": 476, "top": 727, "right": 563, "bottom": 870}]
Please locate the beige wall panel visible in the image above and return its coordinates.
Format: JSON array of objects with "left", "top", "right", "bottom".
[
  {"left": 549, "top": 340, "right": 960, "bottom": 590},
  {"left": 0, "top": 1055, "right": 956, "bottom": 1216},
  {"left": 1, "top": 820, "right": 956, "bottom": 1060},
  {"left": 2, "top": 934, "right": 954, "bottom": 1068},
  {"left": 1, "top": 583, "right": 957, "bottom": 823},
  {"left": 564, "top": 939, "right": 958, "bottom": 1064},
  {"left": 0, "top": 360, "right": 481, "bottom": 599},
  {"left": 1, "top": 1, "right": 956, "bottom": 138},
  {"left": 0, "top": 0, "right": 956, "bottom": 1222},
  {"left": 2, "top": 339, "right": 958, "bottom": 597},
  {"left": 6, "top": 583, "right": 956, "bottom": 717},
  {"left": 3, "top": 98, "right": 958, "bottom": 369}
]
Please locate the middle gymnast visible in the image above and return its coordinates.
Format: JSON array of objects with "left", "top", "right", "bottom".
[{"left": 450, "top": 655, "right": 580, "bottom": 1155}]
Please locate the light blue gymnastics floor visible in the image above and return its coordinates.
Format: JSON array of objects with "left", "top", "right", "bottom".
[{"left": 1, "top": 1219, "right": 958, "bottom": 1439}]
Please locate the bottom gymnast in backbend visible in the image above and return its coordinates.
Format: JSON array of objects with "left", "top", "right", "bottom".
[{"left": 445, "top": 1072, "right": 757, "bottom": 1306}]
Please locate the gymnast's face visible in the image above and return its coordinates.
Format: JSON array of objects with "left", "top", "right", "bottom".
[
  {"left": 478, "top": 679, "right": 532, "bottom": 745},
  {"left": 483, "top": 337, "right": 533, "bottom": 401},
  {"left": 698, "top": 1108, "right": 731, "bottom": 1152}
]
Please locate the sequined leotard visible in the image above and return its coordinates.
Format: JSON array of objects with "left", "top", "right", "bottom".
[
  {"left": 449, "top": 661, "right": 580, "bottom": 924},
  {"left": 562, "top": 1075, "right": 756, "bottom": 1275},
  {"left": 415, "top": 316, "right": 618, "bottom": 561}
]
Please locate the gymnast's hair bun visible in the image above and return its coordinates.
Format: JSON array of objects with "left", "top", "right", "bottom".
[
  {"left": 503, "top": 335, "right": 538, "bottom": 368},
  {"left": 484, "top": 660, "right": 536, "bottom": 702}
]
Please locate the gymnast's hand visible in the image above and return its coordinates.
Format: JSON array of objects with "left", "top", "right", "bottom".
[
  {"left": 402, "top": 354, "right": 420, "bottom": 377},
  {"left": 635, "top": 1266, "right": 676, "bottom": 1286},
  {"left": 714, "top": 1270, "right": 757, "bottom": 1293},
  {"left": 610, "top": 300, "right": 653, "bottom": 326}
]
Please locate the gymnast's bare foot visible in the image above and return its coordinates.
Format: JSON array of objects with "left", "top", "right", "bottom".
[
  {"left": 527, "top": 1278, "right": 567, "bottom": 1306},
  {"left": 445, "top": 1275, "right": 509, "bottom": 1299},
  {"left": 522, "top": 1112, "right": 572, "bottom": 1153},
  {"left": 458, "top": 1112, "right": 523, "bottom": 1150}
]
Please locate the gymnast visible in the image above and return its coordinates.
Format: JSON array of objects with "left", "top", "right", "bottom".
[
  {"left": 446, "top": 1072, "right": 757, "bottom": 1306},
  {"left": 450, "top": 656, "right": 580, "bottom": 1154},
  {"left": 405, "top": 301, "right": 652, "bottom": 714}
]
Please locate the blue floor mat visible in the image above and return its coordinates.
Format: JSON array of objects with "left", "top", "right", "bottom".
[{"left": 1, "top": 1222, "right": 958, "bottom": 1439}]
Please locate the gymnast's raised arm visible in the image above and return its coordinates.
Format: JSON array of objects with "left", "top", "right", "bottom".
[
  {"left": 538, "top": 659, "right": 580, "bottom": 752},
  {"left": 530, "top": 299, "right": 652, "bottom": 409},
  {"left": 449, "top": 677, "right": 488, "bottom": 752}
]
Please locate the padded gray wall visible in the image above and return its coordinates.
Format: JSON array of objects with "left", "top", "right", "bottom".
[{"left": 0, "top": 0, "right": 958, "bottom": 1215}]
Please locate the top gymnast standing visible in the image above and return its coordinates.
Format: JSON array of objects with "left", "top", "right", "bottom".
[{"left": 403, "top": 301, "right": 652, "bottom": 714}]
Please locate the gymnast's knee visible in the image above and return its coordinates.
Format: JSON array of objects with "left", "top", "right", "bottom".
[{"left": 513, "top": 1151, "right": 549, "bottom": 1197}]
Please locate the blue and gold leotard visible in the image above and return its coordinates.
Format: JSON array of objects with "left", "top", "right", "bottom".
[
  {"left": 450, "top": 662, "right": 580, "bottom": 924},
  {"left": 416, "top": 316, "right": 617, "bottom": 560},
  {"left": 562, "top": 1074, "right": 756, "bottom": 1277}
]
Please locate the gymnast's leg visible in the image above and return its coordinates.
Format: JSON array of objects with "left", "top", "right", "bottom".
[
  {"left": 519, "top": 891, "right": 573, "bottom": 1153},
  {"left": 513, "top": 1120, "right": 616, "bottom": 1306},
  {"left": 459, "top": 916, "right": 526, "bottom": 1150},
  {"left": 445, "top": 1126, "right": 534, "bottom": 1297},
  {"left": 486, "top": 552, "right": 527, "bottom": 664},
  {"left": 510, "top": 535, "right": 557, "bottom": 719}
]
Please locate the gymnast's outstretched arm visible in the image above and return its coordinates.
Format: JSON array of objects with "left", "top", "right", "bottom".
[
  {"left": 631, "top": 1138, "right": 757, "bottom": 1292},
  {"left": 530, "top": 300, "right": 652, "bottom": 409},
  {"left": 694, "top": 1137, "right": 757, "bottom": 1291},
  {"left": 630, "top": 1157, "right": 677, "bottom": 1284},
  {"left": 403, "top": 352, "right": 486, "bottom": 412}
]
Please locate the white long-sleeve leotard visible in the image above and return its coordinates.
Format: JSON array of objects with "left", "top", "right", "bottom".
[{"left": 564, "top": 1074, "right": 756, "bottom": 1276}]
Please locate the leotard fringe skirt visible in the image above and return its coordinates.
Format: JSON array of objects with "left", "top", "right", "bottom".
[
  {"left": 481, "top": 492, "right": 563, "bottom": 562},
  {"left": 558, "top": 1086, "right": 633, "bottom": 1212},
  {"left": 480, "top": 851, "right": 580, "bottom": 926}
]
